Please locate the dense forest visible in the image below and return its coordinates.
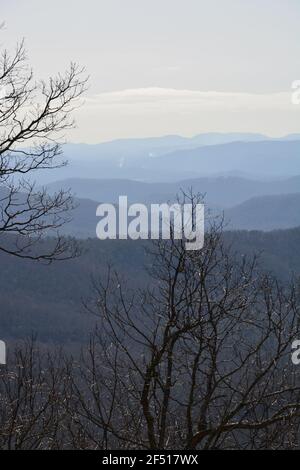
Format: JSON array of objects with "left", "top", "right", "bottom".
[{"left": 1, "top": 227, "right": 300, "bottom": 346}]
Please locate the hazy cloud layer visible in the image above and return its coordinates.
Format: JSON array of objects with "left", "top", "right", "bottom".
[
  {"left": 2, "top": 0, "right": 300, "bottom": 142},
  {"left": 74, "top": 88, "right": 300, "bottom": 143}
]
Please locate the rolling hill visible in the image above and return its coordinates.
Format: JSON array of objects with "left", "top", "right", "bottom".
[
  {"left": 1, "top": 227, "right": 300, "bottom": 344},
  {"left": 225, "top": 193, "right": 300, "bottom": 231},
  {"left": 47, "top": 175, "right": 300, "bottom": 208}
]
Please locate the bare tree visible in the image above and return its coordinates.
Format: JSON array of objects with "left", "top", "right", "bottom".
[
  {"left": 0, "top": 340, "right": 74, "bottom": 449},
  {"left": 69, "top": 199, "right": 300, "bottom": 450},
  {"left": 0, "top": 37, "right": 87, "bottom": 261},
  {"left": 1, "top": 212, "right": 300, "bottom": 450}
]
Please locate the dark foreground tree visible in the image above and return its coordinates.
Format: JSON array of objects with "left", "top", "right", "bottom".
[
  {"left": 0, "top": 37, "right": 87, "bottom": 261},
  {"left": 69, "top": 211, "right": 300, "bottom": 450},
  {"left": 0, "top": 201, "right": 300, "bottom": 450},
  {"left": 0, "top": 340, "right": 71, "bottom": 449}
]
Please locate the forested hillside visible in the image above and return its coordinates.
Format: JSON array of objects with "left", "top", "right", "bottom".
[{"left": 1, "top": 227, "right": 299, "bottom": 345}]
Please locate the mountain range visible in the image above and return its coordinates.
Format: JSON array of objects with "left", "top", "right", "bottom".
[
  {"left": 47, "top": 174, "right": 300, "bottom": 208},
  {"left": 35, "top": 134, "right": 300, "bottom": 184},
  {"left": 6, "top": 132, "right": 300, "bottom": 235}
]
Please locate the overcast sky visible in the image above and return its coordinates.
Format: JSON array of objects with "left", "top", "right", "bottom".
[{"left": 2, "top": 0, "right": 300, "bottom": 142}]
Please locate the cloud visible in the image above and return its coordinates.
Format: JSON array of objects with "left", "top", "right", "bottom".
[
  {"left": 72, "top": 87, "right": 300, "bottom": 143},
  {"left": 84, "top": 87, "right": 294, "bottom": 111}
]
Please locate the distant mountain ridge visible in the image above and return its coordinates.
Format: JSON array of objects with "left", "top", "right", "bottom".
[
  {"left": 58, "top": 192, "right": 300, "bottom": 239},
  {"left": 140, "top": 140, "right": 300, "bottom": 178},
  {"left": 46, "top": 174, "right": 300, "bottom": 208},
  {"left": 67, "top": 132, "right": 300, "bottom": 159},
  {"left": 35, "top": 135, "right": 300, "bottom": 184},
  {"left": 226, "top": 193, "right": 300, "bottom": 231}
]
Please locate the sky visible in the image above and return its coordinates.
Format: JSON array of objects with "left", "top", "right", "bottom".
[{"left": 1, "top": 0, "right": 300, "bottom": 142}]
